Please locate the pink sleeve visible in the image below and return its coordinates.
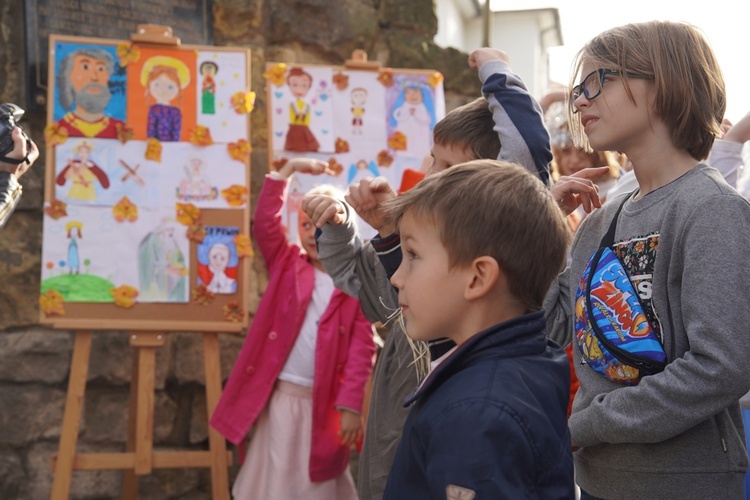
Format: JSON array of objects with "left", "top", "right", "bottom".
[{"left": 335, "top": 307, "right": 376, "bottom": 413}]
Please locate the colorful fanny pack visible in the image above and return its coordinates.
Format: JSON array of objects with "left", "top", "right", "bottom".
[{"left": 575, "top": 195, "right": 667, "bottom": 385}]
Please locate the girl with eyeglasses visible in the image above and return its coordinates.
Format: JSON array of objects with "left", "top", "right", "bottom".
[{"left": 545, "top": 21, "right": 750, "bottom": 500}]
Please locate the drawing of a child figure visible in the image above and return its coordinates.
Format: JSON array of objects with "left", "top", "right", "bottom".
[
  {"left": 178, "top": 158, "right": 215, "bottom": 201},
  {"left": 55, "top": 140, "right": 110, "bottom": 202},
  {"left": 200, "top": 61, "right": 218, "bottom": 115},
  {"left": 390, "top": 81, "right": 437, "bottom": 157},
  {"left": 142, "top": 56, "right": 191, "bottom": 142},
  {"left": 284, "top": 67, "right": 320, "bottom": 152},
  {"left": 351, "top": 87, "right": 367, "bottom": 135},
  {"left": 65, "top": 221, "right": 83, "bottom": 274}
]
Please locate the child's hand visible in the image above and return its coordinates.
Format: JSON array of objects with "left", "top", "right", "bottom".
[
  {"left": 345, "top": 177, "right": 397, "bottom": 236},
  {"left": 551, "top": 167, "right": 609, "bottom": 215},
  {"left": 277, "top": 158, "right": 335, "bottom": 179},
  {"left": 468, "top": 48, "right": 511, "bottom": 71},
  {"left": 338, "top": 409, "right": 363, "bottom": 448},
  {"left": 301, "top": 193, "right": 347, "bottom": 228}
]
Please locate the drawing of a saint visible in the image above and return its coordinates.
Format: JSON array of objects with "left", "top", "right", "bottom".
[
  {"left": 197, "top": 228, "right": 239, "bottom": 295},
  {"left": 142, "top": 56, "right": 191, "bottom": 142},
  {"left": 138, "top": 221, "right": 188, "bottom": 302},
  {"left": 347, "top": 159, "right": 380, "bottom": 185},
  {"left": 55, "top": 47, "right": 125, "bottom": 139},
  {"left": 66, "top": 221, "right": 83, "bottom": 274},
  {"left": 200, "top": 61, "right": 218, "bottom": 115},
  {"left": 55, "top": 140, "right": 110, "bottom": 202},
  {"left": 284, "top": 67, "right": 320, "bottom": 152},
  {"left": 177, "top": 158, "right": 216, "bottom": 201},
  {"left": 390, "top": 81, "right": 437, "bottom": 157}
]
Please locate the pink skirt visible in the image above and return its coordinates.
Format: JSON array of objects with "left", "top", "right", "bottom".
[{"left": 232, "top": 380, "right": 358, "bottom": 500}]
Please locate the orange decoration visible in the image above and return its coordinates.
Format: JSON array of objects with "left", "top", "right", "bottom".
[
  {"left": 272, "top": 157, "right": 289, "bottom": 171},
  {"left": 231, "top": 91, "right": 256, "bottom": 114},
  {"left": 428, "top": 71, "right": 444, "bottom": 88},
  {"left": 116, "top": 42, "right": 141, "bottom": 67},
  {"left": 44, "top": 123, "right": 68, "bottom": 147},
  {"left": 176, "top": 203, "right": 202, "bottom": 226},
  {"left": 110, "top": 285, "right": 139, "bottom": 309},
  {"left": 223, "top": 301, "right": 245, "bottom": 322},
  {"left": 115, "top": 122, "right": 134, "bottom": 144},
  {"left": 327, "top": 157, "right": 344, "bottom": 176},
  {"left": 39, "top": 290, "right": 65, "bottom": 317},
  {"left": 234, "top": 234, "right": 254, "bottom": 258},
  {"left": 44, "top": 199, "right": 68, "bottom": 220},
  {"left": 228, "top": 139, "right": 252, "bottom": 163},
  {"left": 335, "top": 137, "right": 350, "bottom": 154},
  {"left": 332, "top": 72, "right": 349, "bottom": 91},
  {"left": 263, "top": 63, "right": 287, "bottom": 86},
  {"left": 112, "top": 196, "right": 138, "bottom": 223},
  {"left": 187, "top": 222, "right": 207, "bottom": 243},
  {"left": 377, "top": 69, "right": 395, "bottom": 87},
  {"left": 387, "top": 131, "right": 408, "bottom": 151},
  {"left": 221, "top": 185, "right": 249, "bottom": 207},
  {"left": 191, "top": 284, "right": 215, "bottom": 306},
  {"left": 189, "top": 125, "right": 214, "bottom": 146},
  {"left": 145, "top": 138, "right": 162, "bottom": 162},
  {"left": 377, "top": 150, "right": 394, "bottom": 167}
]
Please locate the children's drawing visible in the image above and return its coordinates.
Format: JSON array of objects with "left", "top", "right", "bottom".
[
  {"left": 66, "top": 221, "right": 83, "bottom": 274},
  {"left": 177, "top": 157, "right": 217, "bottom": 202},
  {"left": 197, "top": 226, "right": 239, "bottom": 294},
  {"left": 142, "top": 56, "right": 191, "bottom": 142},
  {"left": 55, "top": 140, "right": 110, "bottom": 202},
  {"left": 200, "top": 61, "right": 218, "bottom": 115},
  {"left": 351, "top": 87, "right": 367, "bottom": 135},
  {"left": 388, "top": 78, "right": 437, "bottom": 157},
  {"left": 347, "top": 159, "right": 380, "bottom": 185},
  {"left": 118, "top": 159, "right": 145, "bottom": 186},
  {"left": 137, "top": 219, "right": 189, "bottom": 302},
  {"left": 285, "top": 67, "right": 320, "bottom": 152}
]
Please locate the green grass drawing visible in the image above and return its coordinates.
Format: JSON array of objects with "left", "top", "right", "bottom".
[{"left": 41, "top": 274, "right": 116, "bottom": 302}]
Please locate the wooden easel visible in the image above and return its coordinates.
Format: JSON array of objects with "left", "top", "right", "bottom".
[{"left": 50, "top": 331, "right": 231, "bottom": 499}]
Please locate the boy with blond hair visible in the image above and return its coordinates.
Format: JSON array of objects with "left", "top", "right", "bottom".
[{"left": 380, "top": 160, "right": 573, "bottom": 498}]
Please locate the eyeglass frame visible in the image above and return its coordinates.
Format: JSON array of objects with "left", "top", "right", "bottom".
[{"left": 570, "top": 69, "right": 654, "bottom": 113}]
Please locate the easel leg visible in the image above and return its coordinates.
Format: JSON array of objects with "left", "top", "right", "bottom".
[
  {"left": 50, "top": 331, "right": 93, "bottom": 500},
  {"left": 132, "top": 334, "right": 158, "bottom": 475},
  {"left": 122, "top": 346, "right": 140, "bottom": 499},
  {"left": 204, "top": 332, "right": 230, "bottom": 500}
]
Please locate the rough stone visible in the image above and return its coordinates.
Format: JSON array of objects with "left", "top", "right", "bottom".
[
  {"left": 0, "top": 329, "right": 72, "bottom": 383},
  {"left": 189, "top": 391, "right": 208, "bottom": 444},
  {"left": 0, "top": 448, "right": 25, "bottom": 500},
  {"left": 173, "top": 332, "right": 246, "bottom": 385},
  {"left": 0, "top": 384, "right": 66, "bottom": 446},
  {"left": 87, "top": 331, "right": 171, "bottom": 389},
  {"left": 137, "top": 463, "right": 202, "bottom": 499}
]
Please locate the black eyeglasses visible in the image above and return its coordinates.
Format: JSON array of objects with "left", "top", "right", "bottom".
[{"left": 570, "top": 69, "right": 654, "bottom": 113}]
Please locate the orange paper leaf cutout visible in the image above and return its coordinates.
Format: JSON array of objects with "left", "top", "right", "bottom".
[
  {"left": 335, "top": 137, "right": 350, "bottom": 154},
  {"left": 115, "top": 122, "right": 134, "bottom": 144},
  {"left": 234, "top": 234, "right": 254, "bottom": 258},
  {"left": 145, "top": 138, "right": 162, "bottom": 162},
  {"left": 263, "top": 63, "right": 288, "bottom": 86},
  {"left": 223, "top": 301, "right": 245, "bottom": 322},
  {"left": 116, "top": 42, "right": 141, "bottom": 67},
  {"left": 377, "top": 150, "right": 394, "bottom": 167},
  {"left": 189, "top": 126, "right": 214, "bottom": 146},
  {"left": 187, "top": 222, "right": 207, "bottom": 243},
  {"left": 272, "top": 157, "right": 289, "bottom": 171},
  {"left": 44, "top": 199, "right": 68, "bottom": 220},
  {"left": 327, "top": 157, "right": 344, "bottom": 176},
  {"left": 387, "top": 131, "right": 408, "bottom": 151},
  {"left": 428, "top": 72, "right": 444, "bottom": 88},
  {"left": 44, "top": 123, "right": 68, "bottom": 147},
  {"left": 192, "top": 284, "right": 215, "bottom": 306},
  {"left": 110, "top": 285, "right": 139, "bottom": 309},
  {"left": 39, "top": 290, "right": 65, "bottom": 317},
  {"left": 227, "top": 139, "right": 252, "bottom": 163},
  {"left": 221, "top": 185, "right": 248, "bottom": 207},
  {"left": 176, "top": 203, "right": 202, "bottom": 226},
  {"left": 113, "top": 196, "right": 138, "bottom": 223},
  {"left": 377, "top": 69, "right": 395, "bottom": 87},
  {"left": 333, "top": 72, "right": 349, "bottom": 91},
  {"left": 231, "top": 91, "right": 256, "bottom": 114}
]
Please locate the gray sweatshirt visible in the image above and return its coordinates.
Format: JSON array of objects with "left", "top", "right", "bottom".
[{"left": 545, "top": 163, "right": 750, "bottom": 499}]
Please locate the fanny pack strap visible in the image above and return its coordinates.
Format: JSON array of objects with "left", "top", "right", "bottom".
[{"left": 599, "top": 193, "right": 631, "bottom": 247}]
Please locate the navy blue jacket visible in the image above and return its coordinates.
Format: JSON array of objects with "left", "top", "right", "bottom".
[{"left": 383, "top": 311, "right": 574, "bottom": 499}]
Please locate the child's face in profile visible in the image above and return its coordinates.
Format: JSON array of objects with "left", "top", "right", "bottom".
[
  {"left": 149, "top": 74, "right": 180, "bottom": 105},
  {"left": 426, "top": 142, "right": 474, "bottom": 175},
  {"left": 390, "top": 211, "right": 468, "bottom": 343},
  {"left": 298, "top": 208, "right": 318, "bottom": 261}
]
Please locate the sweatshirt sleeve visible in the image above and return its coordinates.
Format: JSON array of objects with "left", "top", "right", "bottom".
[
  {"left": 569, "top": 194, "right": 750, "bottom": 447},
  {"left": 252, "top": 174, "right": 293, "bottom": 272},
  {"left": 479, "top": 59, "right": 552, "bottom": 186}
]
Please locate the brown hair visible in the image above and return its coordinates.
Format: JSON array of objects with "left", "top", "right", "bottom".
[
  {"left": 287, "top": 67, "right": 313, "bottom": 86},
  {"left": 550, "top": 148, "right": 621, "bottom": 183},
  {"left": 384, "top": 160, "right": 569, "bottom": 311},
  {"left": 146, "top": 66, "right": 183, "bottom": 107},
  {"left": 568, "top": 21, "right": 725, "bottom": 160},
  {"left": 433, "top": 97, "right": 501, "bottom": 161}
]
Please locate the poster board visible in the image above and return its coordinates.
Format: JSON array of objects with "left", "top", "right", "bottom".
[
  {"left": 39, "top": 33, "right": 253, "bottom": 333},
  {"left": 264, "top": 57, "right": 446, "bottom": 241}
]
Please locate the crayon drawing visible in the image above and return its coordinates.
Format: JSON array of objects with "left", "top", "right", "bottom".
[
  {"left": 197, "top": 226, "right": 240, "bottom": 294},
  {"left": 196, "top": 51, "right": 250, "bottom": 143}
]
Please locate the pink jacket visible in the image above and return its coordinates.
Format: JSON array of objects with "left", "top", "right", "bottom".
[{"left": 210, "top": 175, "right": 375, "bottom": 482}]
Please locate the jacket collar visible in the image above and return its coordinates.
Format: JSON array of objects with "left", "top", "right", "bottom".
[{"left": 403, "top": 310, "right": 548, "bottom": 407}]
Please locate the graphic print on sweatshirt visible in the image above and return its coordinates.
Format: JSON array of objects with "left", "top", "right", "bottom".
[{"left": 612, "top": 232, "right": 663, "bottom": 343}]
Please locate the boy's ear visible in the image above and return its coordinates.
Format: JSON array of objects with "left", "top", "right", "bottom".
[{"left": 464, "top": 256, "right": 500, "bottom": 301}]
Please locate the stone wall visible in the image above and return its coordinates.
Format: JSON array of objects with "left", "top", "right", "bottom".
[{"left": 0, "top": 0, "right": 480, "bottom": 497}]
